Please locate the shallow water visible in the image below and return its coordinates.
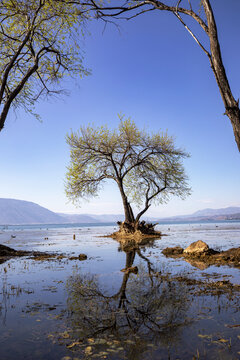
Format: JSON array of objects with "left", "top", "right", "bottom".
[{"left": 0, "top": 222, "right": 240, "bottom": 359}]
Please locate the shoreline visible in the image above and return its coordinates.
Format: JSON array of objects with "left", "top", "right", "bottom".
[{"left": 1, "top": 219, "right": 240, "bottom": 232}]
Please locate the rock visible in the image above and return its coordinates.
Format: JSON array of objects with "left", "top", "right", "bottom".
[
  {"left": 162, "top": 241, "right": 240, "bottom": 269},
  {"left": 162, "top": 246, "right": 183, "bottom": 256},
  {"left": 183, "top": 240, "right": 209, "bottom": 255},
  {"left": 78, "top": 253, "right": 87, "bottom": 260},
  {"left": 222, "top": 247, "right": 240, "bottom": 262}
]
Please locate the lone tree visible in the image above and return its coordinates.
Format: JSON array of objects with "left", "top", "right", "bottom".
[
  {"left": 79, "top": 0, "right": 240, "bottom": 152},
  {"left": 66, "top": 117, "right": 190, "bottom": 235},
  {"left": 0, "top": 0, "right": 89, "bottom": 131}
]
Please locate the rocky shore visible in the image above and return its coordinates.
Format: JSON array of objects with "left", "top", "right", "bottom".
[{"left": 162, "top": 240, "right": 240, "bottom": 269}]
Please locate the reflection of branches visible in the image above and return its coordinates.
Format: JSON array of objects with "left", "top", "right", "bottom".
[
  {"left": 66, "top": 245, "right": 191, "bottom": 357},
  {"left": 0, "top": 274, "right": 8, "bottom": 325},
  {"left": 136, "top": 248, "right": 154, "bottom": 286},
  {"left": 116, "top": 241, "right": 155, "bottom": 303}
]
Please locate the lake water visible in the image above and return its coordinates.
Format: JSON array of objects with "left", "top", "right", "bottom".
[{"left": 0, "top": 221, "right": 240, "bottom": 359}]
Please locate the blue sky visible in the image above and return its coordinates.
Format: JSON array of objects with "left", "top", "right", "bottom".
[{"left": 0, "top": 0, "right": 240, "bottom": 217}]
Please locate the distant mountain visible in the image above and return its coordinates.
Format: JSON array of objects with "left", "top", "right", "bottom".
[
  {"left": 225, "top": 213, "right": 240, "bottom": 220},
  {"left": 191, "top": 207, "right": 240, "bottom": 217},
  {"left": 0, "top": 198, "right": 65, "bottom": 225},
  {"left": 91, "top": 214, "right": 125, "bottom": 223},
  {"left": 58, "top": 213, "right": 100, "bottom": 224},
  {"left": 160, "top": 207, "right": 240, "bottom": 222},
  {"left": 58, "top": 213, "right": 125, "bottom": 223},
  {"left": 0, "top": 198, "right": 124, "bottom": 225},
  {"left": 1, "top": 198, "right": 240, "bottom": 225}
]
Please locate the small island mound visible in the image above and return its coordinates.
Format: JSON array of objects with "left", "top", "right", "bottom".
[{"left": 110, "top": 220, "right": 161, "bottom": 240}]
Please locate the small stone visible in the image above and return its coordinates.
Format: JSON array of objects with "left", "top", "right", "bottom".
[
  {"left": 78, "top": 253, "right": 87, "bottom": 260},
  {"left": 183, "top": 240, "right": 209, "bottom": 255}
]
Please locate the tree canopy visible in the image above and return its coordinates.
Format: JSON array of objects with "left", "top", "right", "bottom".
[
  {"left": 0, "top": 0, "right": 89, "bottom": 130},
  {"left": 66, "top": 116, "right": 190, "bottom": 227},
  {"left": 78, "top": 0, "right": 240, "bottom": 152}
]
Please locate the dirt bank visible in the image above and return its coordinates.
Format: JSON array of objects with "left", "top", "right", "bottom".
[{"left": 0, "top": 244, "right": 56, "bottom": 263}]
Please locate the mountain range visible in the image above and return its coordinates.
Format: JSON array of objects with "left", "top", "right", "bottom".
[
  {"left": 0, "top": 198, "right": 240, "bottom": 225},
  {"left": 0, "top": 198, "right": 64, "bottom": 225},
  {"left": 162, "top": 207, "right": 240, "bottom": 221}
]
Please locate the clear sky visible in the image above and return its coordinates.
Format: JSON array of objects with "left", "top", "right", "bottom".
[{"left": 0, "top": 0, "right": 239, "bottom": 218}]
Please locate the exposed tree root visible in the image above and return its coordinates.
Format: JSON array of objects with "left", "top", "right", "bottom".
[{"left": 109, "top": 221, "right": 162, "bottom": 241}]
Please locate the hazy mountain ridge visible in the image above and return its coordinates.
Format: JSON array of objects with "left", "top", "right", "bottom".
[
  {"left": 0, "top": 198, "right": 240, "bottom": 225},
  {"left": 161, "top": 207, "right": 240, "bottom": 221},
  {"left": 57, "top": 213, "right": 100, "bottom": 224},
  {"left": 57, "top": 213, "right": 125, "bottom": 223},
  {"left": 191, "top": 207, "right": 240, "bottom": 217},
  {"left": 0, "top": 198, "right": 65, "bottom": 225}
]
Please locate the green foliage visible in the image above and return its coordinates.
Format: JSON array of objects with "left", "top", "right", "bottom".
[
  {"left": 66, "top": 115, "right": 191, "bottom": 221},
  {"left": 0, "top": 0, "right": 90, "bottom": 124}
]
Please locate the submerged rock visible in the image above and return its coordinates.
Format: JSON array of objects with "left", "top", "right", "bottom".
[
  {"left": 69, "top": 254, "right": 87, "bottom": 261},
  {"left": 183, "top": 240, "right": 209, "bottom": 255},
  {"left": 162, "top": 246, "right": 183, "bottom": 256},
  {"left": 121, "top": 266, "right": 138, "bottom": 274}
]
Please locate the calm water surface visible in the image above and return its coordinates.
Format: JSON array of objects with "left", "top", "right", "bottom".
[{"left": 0, "top": 222, "right": 240, "bottom": 359}]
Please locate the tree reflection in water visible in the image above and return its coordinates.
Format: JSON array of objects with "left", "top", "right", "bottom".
[{"left": 66, "top": 241, "right": 192, "bottom": 359}]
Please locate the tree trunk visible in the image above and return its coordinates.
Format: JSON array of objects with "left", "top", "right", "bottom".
[
  {"left": 135, "top": 204, "right": 150, "bottom": 225},
  {"left": 202, "top": 0, "right": 240, "bottom": 151},
  {"left": 226, "top": 106, "right": 240, "bottom": 151},
  {"left": 117, "top": 180, "right": 135, "bottom": 223}
]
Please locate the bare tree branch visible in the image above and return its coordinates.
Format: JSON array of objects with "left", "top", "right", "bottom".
[{"left": 79, "top": 0, "right": 240, "bottom": 151}]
